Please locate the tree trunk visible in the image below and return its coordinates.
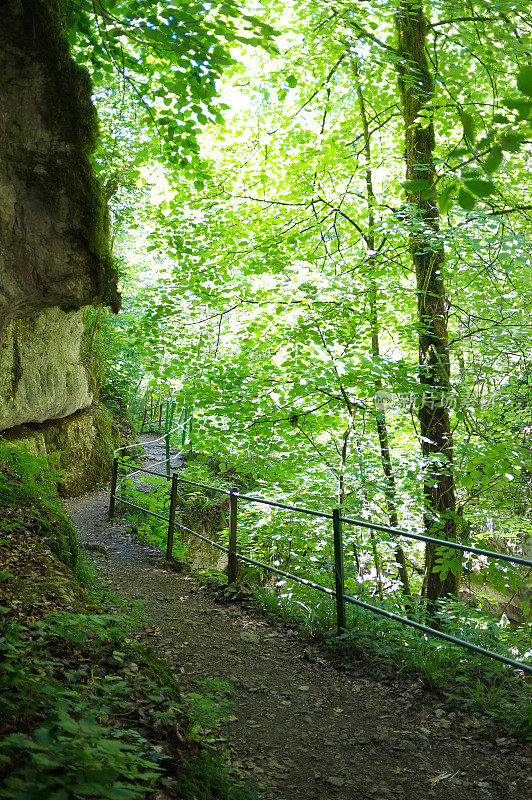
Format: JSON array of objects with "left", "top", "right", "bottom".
[
  {"left": 354, "top": 70, "right": 411, "bottom": 596},
  {"left": 395, "top": 2, "right": 461, "bottom": 608}
]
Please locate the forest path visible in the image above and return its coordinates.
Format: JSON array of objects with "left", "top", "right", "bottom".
[{"left": 66, "top": 437, "right": 531, "bottom": 800}]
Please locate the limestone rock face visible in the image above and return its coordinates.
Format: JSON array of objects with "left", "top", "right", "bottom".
[
  {"left": 0, "top": 0, "right": 119, "bottom": 329},
  {"left": 5, "top": 406, "right": 120, "bottom": 497},
  {"left": 0, "top": 2, "right": 121, "bottom": 497},
  {"left": 0, "top": 308, "right": 93, "bottom": 431}
]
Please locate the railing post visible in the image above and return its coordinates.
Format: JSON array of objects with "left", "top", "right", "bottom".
[
  {"left": 169, "top": 400, "right": 176, "bottom": 432},
  {"left": 117, "top": 445, "right": 127, "bottom": 473},
  {"left": 108, "top": 457, "right": 118, "bottom": 518},
  {"left": 166, "top": 474, "right": 179, "bottom": 560},
  {"left": 165, "top": 433, "right": 171, "bottom": 479},
  {"left": 333, "top": 507, "right": 346, "bottom": 634},
  {"left": 181, "top": 407, "right": 188, "bottom": 449},
  {"left": 140, "top": 403, "right": 147, "bottom": 434},
  {"left": 228, "top": 486, "right": 238, "bottom": 584}
]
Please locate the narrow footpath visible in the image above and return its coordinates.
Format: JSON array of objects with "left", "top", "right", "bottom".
[{"left": 66, "top": 439, "right": 531, "bottom": 800}]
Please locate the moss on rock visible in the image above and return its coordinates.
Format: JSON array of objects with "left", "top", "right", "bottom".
[
  {"left": 81, "top": 309, "right": 104, "bottom": 399},
  {"left": 4, "top": 405, "right": 120, "bottom": 497}
]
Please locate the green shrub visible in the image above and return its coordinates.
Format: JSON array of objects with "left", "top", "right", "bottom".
[
  {"left": 0, "top": 439, "right": 77, "bottom": 566},
  {"left": 0, "top": 707, "right": 163, "bottom": 800}
]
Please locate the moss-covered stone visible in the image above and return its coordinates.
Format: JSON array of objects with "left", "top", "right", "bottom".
[
  {"left": 4, "top": 405, "right": 120, "bottom": 497},
  {"left": 81, "top": 308, "right": 104, "bottom": 399},
  {"left": 10, "top": 572, "right": 87, "bottom": 614},
  {"left": 124, "top": 643, "right": 182, "bottom": 702},
  {"left": 83, "top": 404, "right": 121, "bottom": 491},
  {"left": 0, "top": 438, "right": 77, "bottom": 569},
  {"left": 42, "top": 511, "right": 78, "bottom": 567}
]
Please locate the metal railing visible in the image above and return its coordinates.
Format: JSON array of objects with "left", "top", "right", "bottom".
[
  {"left": 129, "top": 389, "right": 193, "bottom": 442},
  {"left": 108, "top": 455, "right": 532, "bottom": 675},
  {"left": 115, "top": 406, "right": 193, "bottom": 478}
]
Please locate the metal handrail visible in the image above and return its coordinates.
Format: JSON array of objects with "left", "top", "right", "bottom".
[
  {"left": 236, "top": 492, "right": 333, "bottom": 520},
  {"left": 340, "top": 515, "right": 532, "bottom": 568},
  {"left": 113, "top": 420, "right": 189, "bottom": 457},
  {"left": 172, "top": 477, "right": 230, "bottom": 495},
  {"left": 236, "top": 492, "right": 532, "bottom": 568},
  {"left": 108, "top": 464, "right": 532, "bottom": 675},
  {"left": 126, "top": 455, "right": 181, "bottom": 480}
]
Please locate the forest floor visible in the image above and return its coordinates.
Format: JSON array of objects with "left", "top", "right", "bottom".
[{"left": 66, "top": 436, "right": 531, "bottom": 800}]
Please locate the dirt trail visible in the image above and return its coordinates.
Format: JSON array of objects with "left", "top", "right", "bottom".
[{"left": 66, "top": 438, "right": 531, "bottom": 800}]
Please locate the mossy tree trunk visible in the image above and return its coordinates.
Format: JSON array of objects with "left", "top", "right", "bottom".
[{"left": 395, "top": 2, "right": 460, "bottom": 610}]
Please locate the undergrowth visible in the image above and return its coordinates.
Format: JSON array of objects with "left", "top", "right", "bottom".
[
  {"left": 0, "top": 439, "right": 260, "bottom": 800},
  {"left": 0, "top": 609, "right": 165, "bottom": 800},
  {"left": 0, "top": 578, "right": 261, "bottom": 800},
  {"left": 0, "top": 438, "right": 77, "bottom": 567}
]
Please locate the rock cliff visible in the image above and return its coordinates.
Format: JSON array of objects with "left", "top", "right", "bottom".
[
  {"left": 0, "top": 0, "right": 119, "bottom": 328},
  {"left": 0, "top": 0, "right": 120, "bottom": 494}
]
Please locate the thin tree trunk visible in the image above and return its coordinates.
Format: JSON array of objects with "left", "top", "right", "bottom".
[
  {"left": 354, "top": 434, "right": 384, "bottom": 600},
  {"left": 354, "top": 70, "right": 411, "bottom": 595},
  {"left": 338, "top": 421, "right": 351, "bottom": 506},
  {"left": 395, "top": 2, "right": 461, "bottom": 610},
  {"left": 338, "top": 419, "right": 363, "bottom": 578}
]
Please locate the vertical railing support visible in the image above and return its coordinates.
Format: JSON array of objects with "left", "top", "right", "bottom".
[
  {"left": 140, "top": 402, "right": 148, "bottom": 434},
  {"left": 108, "top": 457, "right": 118, "bottom": 519},
  {"left": 333, "top": 507, "right": 346, "bottom": 634},
  {"left": 166, "top": 474, "right": 179, "bottom": 560},
  {"left": 116, "top": 447, "right": 127, "bottom": 499},
  {"left": 181, "top": 407, "right": 188, "bottom": 449},
  {"left": 165, "top": 433, "right": 171, "bottom": 479},
  {"left": 228, "top": 486, "right": 238, "bottom": 584},
  {"left": 169, "top": 400, "right": 176, "bottom": 432}
]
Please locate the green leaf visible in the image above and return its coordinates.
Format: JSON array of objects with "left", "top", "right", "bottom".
[
  {"left": 457, "top": 188, "right": 476, "bottom": 210},
  {"left": 499, "top": 132, "right": 524, "bottom": 153},
  {"left": 484, "top": 145, "right": 503, "bottom": 174},
  {"left": 286, "top": 75, "right": 297, "bottom": 88},
  {"left": 463, "top": 178, "right": 496, "bottom": 198},
  {"left": 402, "top": 179, "right": 431, "bottom": 192},
  {"left": 439, "top": 183, "right": 456, "bottom": 214},
  {"left": 516, "top": 65, "right": 532, "bottom": 98},
  {"left": 460, "top": 111, "right": 476, "bottom": 144},
  {"left": 104, "top": 786, "right": 140, "bottom": 800},
  {"left": 503, "top": 98, "right": 532, "bottom": 118}
]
